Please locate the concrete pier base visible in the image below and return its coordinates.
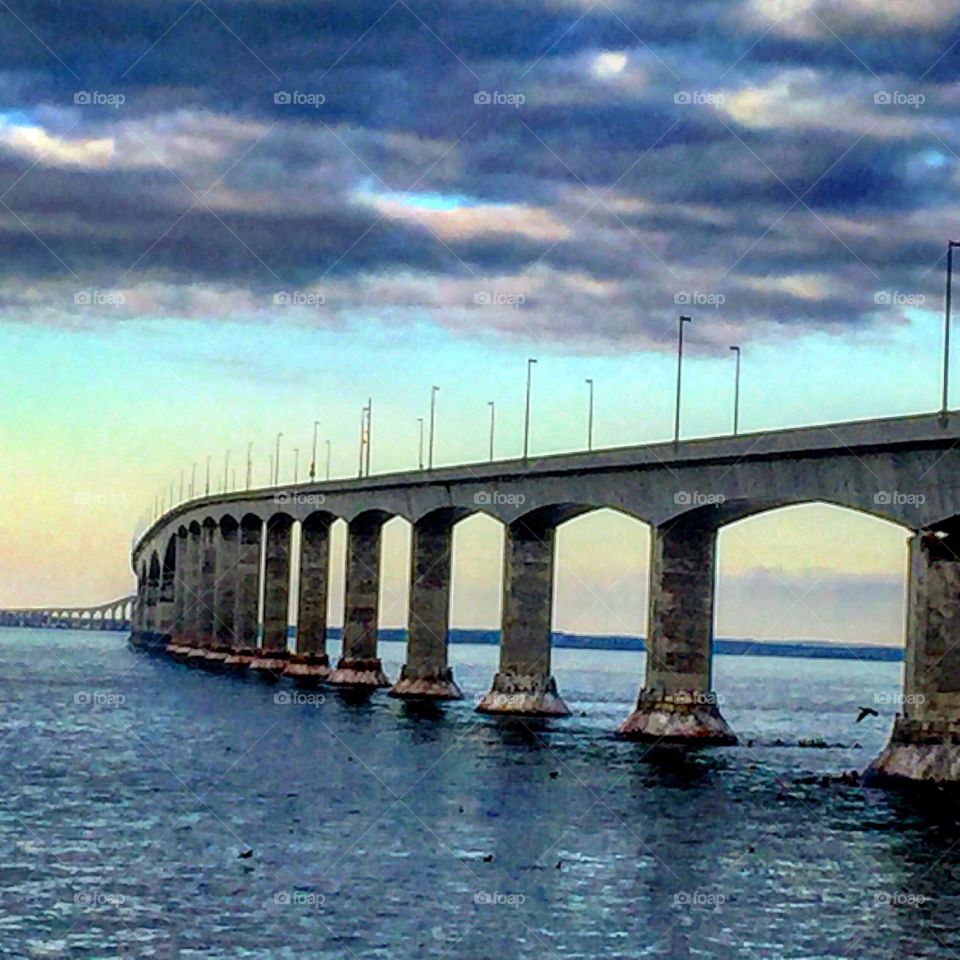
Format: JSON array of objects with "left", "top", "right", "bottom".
[
  {"left": 390, "top": 665, "right": 463, "bottom": 701},
  {"left": 248, "top": 651, "right": 289, "bottom": 681},
  {"left": 867, "top": 718, "right": 960, "bottom": 785},
  {"left": 327, "top": 657, "right": 390, "bottom": 689},
  {"left": 618, "top": 689, "right": 737, "bottom": 745},
  {"left": 222, "top": 647, "right": 258, "bottom": 670},
  {"left": 201, "top": 646, "right": 230, "bottom": 667},
  {"left": 185, "top": 647, "right": 209, "bottom": 665},
  {"left": 476, "top": 672, "right": 570, "bottom": 717},
  {"left": 283, "top": 653, "right": 330, "bottom": 686}
]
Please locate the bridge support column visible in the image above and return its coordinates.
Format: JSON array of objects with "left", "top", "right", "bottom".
[
  {"left": 171, "top": 532, "right": 186, "bottom": 644},
  {"left": 286, "top": 515, "right": 332, "bottom": 685},
  {"left": 209, "top": 518, "right": 239, "bottom": 664},
  {"left": 157, "top": 556, "right": 175, "bottom": 646},
  {"left": 328, "top": 513, "right": 390, "bottom": 688},
  {"left": 224, "top": 516, "right": 262, "bottom": 669},
  {"left": 144, "top": 562, "right": 159, "bottom": 643},
  {"left": 869, "top": 530, "right": 960, "bottom": 783},
  {"left": 176, "top": 526, "right": 202, "bottom": 656},
  {"left": 187, "top": 521, "right": 217, "bottom": 664},
  {"left": 477, "top": 516, "right": 569, "bottom": 717},
  {"left": 250, "top": 516, "right": 291, "bottom": 678},
  {"left": 391, "top": 513, "right": 462, "bottom": 700},
  {"left": 619, "top": 519, "right": 736, "bottom": 744}
]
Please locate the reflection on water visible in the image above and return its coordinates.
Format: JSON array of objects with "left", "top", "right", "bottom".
[{"left": 1, "top": 629, "right": 958, "bottom": 959}]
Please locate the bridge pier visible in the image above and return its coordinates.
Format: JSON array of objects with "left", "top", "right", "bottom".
[
  {"left": 174, "top": 525, "right": 202, "bottom": 657},
  {"left": 171, "top": 531, "right": 186, "bottom": 645},
  {"left": 619, "top": 518, "right": 736, "bottom": 744},
  {"left": 328, "top": 512, "right": 390, "bottom": 688},
  {"left": 207, "top": 517, "right": 239, "bottom": 664},
  {"left": 250, "top": 516, "right": 292, "bottom": 678},
  {"left": 184, "top": 520, "right": 218, "bottom": 664},
  {"left": 391, "top": 512, "right": 463, "bottom": 700},
  {"left": 477, "top": 515, "right": 569, "bottom": 717},
  {"left": 285, "top": 514, "right": 332, "bottom": 685},
  {"left": 869, "top": 529, "right": 960, "bottom": 784},
  {"left": 225, "top": 516, "right": 262, "bottom": 668}
]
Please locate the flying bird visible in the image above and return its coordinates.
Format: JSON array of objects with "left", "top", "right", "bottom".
[{"left": 856, "top": 706, "right": 880, "bottom": 723}]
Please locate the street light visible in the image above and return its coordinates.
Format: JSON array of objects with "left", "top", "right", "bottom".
[
  {"left": 293, "top": 447, "right": 299, "bottom": 484},
  {"left": 179, "top": 469, "right": 184, "bottom": 503},
  {"left": 358, "top": 403, "right": 369, "bottom": 478},
  {"left": 674, "top": 316, "right": 691, "bottom": 444},
  {"left": 944, "top": 241, "right": 960, "bottom": 415},
  {"left": 428, "top": 386, "right": 439, "bottom": 470},
  {"left": 274, "top": 432, "right": 283, "bottom": 486},
  {"left": 417, "top": 417, "right": 425, "bottom": 470},
  {"left": 365, "top": 397, "right": 372, "bottom": 478},
  {"left": 729, "top": 346, "right": 741, "bottom": 435},
  {"left": 523, "top": 358, "right": 537, "bottom": 460},
  {"left": 585, "top": 378, "right": 594, "bottom": 451},
  {"left": 310, "top": 420, "right": 320, "bottom": 481},
  {"left": 246, "top": 442, "right": 253, "bottom": 490},
  {"left": 488, "top": 401, "right": 495, "bottom": 461},
  {"left": 190, "top": 462, "right": 196, "bottom": 498},
  {"left": 223, "top": 449, "right": 230, "bottom": 492},
  {"left": 205, "top": 455, "right": 211, "bottom": 496},
  {"left": 325, "top": 439, "right": 331, "bottom": 480}
]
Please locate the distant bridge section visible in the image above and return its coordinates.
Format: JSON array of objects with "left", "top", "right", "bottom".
[{"left": 0, "top": 597, "right": 134, "bottom": 632}]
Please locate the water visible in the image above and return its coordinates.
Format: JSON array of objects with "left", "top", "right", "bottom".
[{"left": 2, "top": 628, "right": 959, "bottom": 959}]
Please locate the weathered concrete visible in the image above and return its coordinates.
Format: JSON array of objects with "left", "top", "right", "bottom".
[
  {"left": 180, "top": 525, "right": 202, "bottom": 646},
  {"left": 213, "top": 517, "right": 239, "bottom": 649},
  {"left": 619, "top": 518, "right": 736, "bottom": 744},
  {"left": 157, "top": 540, "right": 176, "bottom": 642},
  {"left": 391, "top": 511, "right": 462, "bottom": 700},
  {"left": 260, "top": 515, "right": 292, "bottom": 653},
  {"left": 477, "top": 515, "right": 569, "bottom": 717},
  {"left": 868, "top": 529, "right": 960, "bottom": 784},
  {"left": 328, "top": 512, "right": 390, "bottom": 688},
  {"left": 232, "top": 516, "right": 261, "bottom": 654},
  {"left": 171, "top": 531, "right": 186, "bottom": 643},
  {"left": 144, "top": 555, "right": 159, "bottom": 639},
  {"left": 287, "top": 513, "right": 331, "bottom": 684},
  {"left": 195, "top": 520, "right": 217, "bottom": 649}
]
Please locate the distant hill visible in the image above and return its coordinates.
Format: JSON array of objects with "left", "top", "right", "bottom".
[{"left": 322, "top": 627, "right": 903, "bottom": 662}]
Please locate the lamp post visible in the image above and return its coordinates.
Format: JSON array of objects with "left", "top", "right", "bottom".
[
  {"left": 585, "top": 378, "right": 594, "bottom": 451},
  {"left": 729, "top": 345, "right": 742, "bottom": 435},
  {"left": 205, "top": 455, "right": 211, "bottom": 496},
  {"left": 523, "top": 358, "right": 537, "bottom": 460},
  {"left": 417, "top": 417, "right": 424, "bottom": 470},
  {"left": 246, "top": 442, "right": 253, "bottom": 490},
  {"left": 293, "top": 448, "right": 299, "bottom": 483},
  {"left": 179, "top": 469, "right": 184, "bottom": 503},
  {"left": 488, "top": 401, "right": 495, "bottom": 461},
  {"left": 310, "top": 420, "right": 320, "bottom": 481},
  {"left": 944, "top": 241, "right": 960, "bottom": 415},
  {"left": 674, "top": 316, "right": 691, "bottom": 444},
  {"left": 325, "top": 439, "right": 331, "bottom": 480},
  {"left": 223, "top": 449, "right": 230, "bottom": 492},
  {"left": 365, "top": 398, "right": 372, "bottom": 478},
  {"left": 274, "top": 432, "right": 283, "bottom": 486},
  {"left": 358, "top": 403, "right": 368, "bottom": 478},
  {"left": 190, "top": 463, "right": 196, "bottom": 498},
  {"left": 428, "top": 386, "right": 439, "bottom": 470}
]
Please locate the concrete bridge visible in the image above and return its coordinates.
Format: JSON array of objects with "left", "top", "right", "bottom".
[
  {"left": 129, "top": 412, "right": 960, "bottom": 784},
  {"left": 0, "top": 597, "right": 134, "bottom": 632}
]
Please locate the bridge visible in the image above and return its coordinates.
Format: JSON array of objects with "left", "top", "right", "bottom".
[
  {"left": 128, "top": 411, "right": 960, "bottom": 784},
  {"left": 0, "top": 597, "right": 134, "bottom": 632}
]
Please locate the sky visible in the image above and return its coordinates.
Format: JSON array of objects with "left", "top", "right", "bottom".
[{"left": 2, "top": 0, "right": 958, "bottom": 644}]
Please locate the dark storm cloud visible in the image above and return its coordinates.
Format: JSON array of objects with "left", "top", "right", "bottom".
[{"left": 1, "top": 0, "right": 959, "bottom": 347}]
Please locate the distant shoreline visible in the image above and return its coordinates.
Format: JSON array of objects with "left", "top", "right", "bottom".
[{"left": 323, "top": 627, "right": 904, "bottom": 662}]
